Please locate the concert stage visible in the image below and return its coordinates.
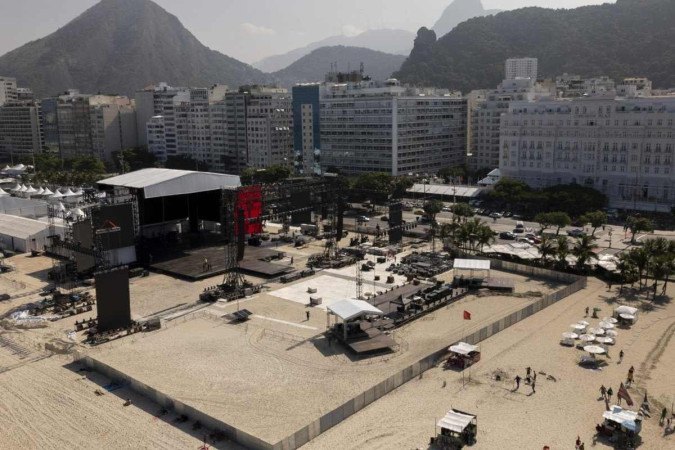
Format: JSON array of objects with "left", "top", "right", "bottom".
[{"left": 149, "top": 245, "right": 287, "bottom": 281}]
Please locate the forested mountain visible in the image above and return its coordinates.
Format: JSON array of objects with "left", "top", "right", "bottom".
[
  {"left": 271, "top": 46, "right": 406, "bottom": 87},
  {"left": 0, "top": 0, "right": 266, "bottom": 96},
  {"left": 397, "top": 0, "right": 675, "bottom": 93}
]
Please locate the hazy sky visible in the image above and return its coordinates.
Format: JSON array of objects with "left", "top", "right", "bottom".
[{"left": 0, "top": 0, "right": 613, "bottom": 63}]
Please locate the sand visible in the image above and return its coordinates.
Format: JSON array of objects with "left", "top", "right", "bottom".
[{"left": 303, "top": 278, "right": 675, "bottom": 450}]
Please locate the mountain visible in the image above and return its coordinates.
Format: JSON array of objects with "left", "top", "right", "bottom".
[
  {"left": 253, "top": 29, "right": 415, "bottom": 73},
  {"left": 270, "top": 46, "right": 406, "bottom": 87},
  {"left": 433, "top": 0, "right": 502, "bottom": 37},
  {"left": 397, "top": 0, "right": 675, "bottom": 93},
  {"left": 0, "top": 0, "right": 266, "bottom": 97}
]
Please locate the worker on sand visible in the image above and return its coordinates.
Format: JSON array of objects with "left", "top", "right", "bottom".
[{"left": 514, "top": 375, "right": 521, "bottom": 390}]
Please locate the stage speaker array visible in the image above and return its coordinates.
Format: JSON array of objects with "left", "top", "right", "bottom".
[
  {"left": 237, "top": 209, "right": 246, "bottom": 261},
  {"left": 95, "top": 266, "right": 131, "bottom": 332},
  {"left": 388, "top": 202, "right": 403, "bottom": 244}
]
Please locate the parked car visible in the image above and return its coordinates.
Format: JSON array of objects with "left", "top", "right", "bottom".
[
  {"left": 568, "top": 229, "right": 586, "bottom": 237},
  {"left": 517, "top": 237, "right": 535, "bottom": 245},
  {"left": 500, "top": 232, "right": 516, "bottom": 240},
  {"left": 503, "top": 211, "right": 513, "bottom": 218},
  {"left": 513, "top": 228, "right": 525, "bottom": 234},
  {"left": 381, "top": 216, "right": 389, "bottom": 222},
  {"left": 356, "top": 215, "right": 370, "bottom": 223},
  {"left": 515, "top": 221, "right": 525, "bottom": 229},
  {"left": 489, "top": 212, "right": 503, "bottom": 219}
]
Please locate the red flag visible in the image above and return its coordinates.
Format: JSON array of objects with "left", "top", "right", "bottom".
[
  {"left": 463, "top": 311, "right": 472, "bottom": 320},
  {"left": 618, "top": 383, "right": 634, "bottom": 406}
]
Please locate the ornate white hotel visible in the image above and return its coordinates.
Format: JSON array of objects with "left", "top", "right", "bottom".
[{"left": 499, "top": 96, "right": 675, "bottom": 212}]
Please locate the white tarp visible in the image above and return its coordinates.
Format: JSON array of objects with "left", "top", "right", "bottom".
[
  {"left": 327, "top": 299, "right": 383, "bottom": 321},
  {"left": 449, "top": 342, "right": 479, "bottom": 355},
  {"left": 603, "top": 406, "right": 640, "bottom": 432},
  {"left": 454, "top": 259, "right": 491, "bottom": 271},
  {"left": 437, "top": 410, "right": 475, "bottom": 433}
]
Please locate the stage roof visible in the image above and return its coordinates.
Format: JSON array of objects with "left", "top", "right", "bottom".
[
  {"left": 98, "top": 169, "right": 241, "bottom": 199},
  {"left": 328, "top": 300, "right": 383, "bottom": 321},
  {"left": 454, "top": 259, "right": 491, "bottom": 271}
]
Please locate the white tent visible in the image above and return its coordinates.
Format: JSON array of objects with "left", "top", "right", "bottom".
[
  {"left": 42, "top": 188, "right": 54, "bottom": 196},
  {"left": 0, "top": 188, "right": 9, "bottom": 197},
  {"left": 72, "top": 208, "right": 86, "bottom": 219},
  {"left": 63, "top": 188, "right": 76, "bottom": 196},
  {"left": 437, "top": 409, "right": 476, "bottom": 434},
  {"left": 614, "top": 305, "right": 638, "bottom": 316},
  {"left": 327, "top": 299, "right": 383, "bottom": 321},
  {"left": 11, "top": 183, "right": 21, "bottom": 192},
  {"left": 18, "top": 185, "right": 28, "bottom": 193},
  {"left": 51, "top": 190, "right": 64, "bottom": 199},
  {"left": 57, "top": 202, "right": 66, "bottom": 212},
  {"left": 448, "top": 342, "right": 479, "bottom": 355},
  {"left": 36, "top": 187, "right": 44, "bottom": 195},
  {"left": 25, "top": 185, "right": 37, "bottom": 194}
]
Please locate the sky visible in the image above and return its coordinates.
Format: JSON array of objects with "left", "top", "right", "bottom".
[{"left": 0, "top": 0, "right": 614, "bottom": 63}]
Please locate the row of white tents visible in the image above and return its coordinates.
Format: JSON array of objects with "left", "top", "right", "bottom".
[{"left": 5, "top": 184, "right": 85, "bottom": 201}]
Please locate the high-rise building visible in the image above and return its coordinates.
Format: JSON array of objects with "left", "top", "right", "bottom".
[
  {"left": 0, "top": 100, "right": 43, "bottom": 161},
  {"left": 134, "top": 83, "right": 188, "bottom": 147},
  {"left": 292, "top": 84, "right": 321, "bottom": 174},
  {"left": 320, "top": 79, "right": 467, "bottom": 175},
  {"left": 499, "top": 97, "right": 675, "bottom": 212},
  {"left": 505, "top": 58, "right": 538, "bottom": 80},
  {"left": 89, "top": 95, "right": 138, "bottom": 162},
  {"left": 146, "top": 116, "right": 167, "bottom": 161},
  {"left": 55, "top": 90, "right": 94, "bottom": 159},
  {"left": 0, "top": 76, "right": 18, "bottom": 106},
  {"left": 243, "top": 86, "right": 293, "bottom": 170},
  {"left": 470, "top": 78, "right": 551, "bottom": 170}
]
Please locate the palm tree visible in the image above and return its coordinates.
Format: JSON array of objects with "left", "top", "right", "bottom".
[
  {"left": 627, "top": 247, "right": 650, "bottom": 288},
  {"left": 555, "top": 236, "right": 570, "bottom": 269},
  {"left": 476, "top": 225, "right": 495, "bottom": 254},
  {"left": 617, "top": 253, "right": 638, "bottom": 294},
  {"left": 572, "top": 235, "right": 599, "bottom": 270},
  {"left": 438, "top": 222, "right": 459, "bottom": 250},
  {"left": 539, "top": 235, "right": 556, "bottom": 266},
  {"left": 649, "top": 255, "right": 671, "bottom": 297}
]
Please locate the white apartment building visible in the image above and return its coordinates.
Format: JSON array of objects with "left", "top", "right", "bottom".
[
  {"left": 499, "top": 97, "right": 675, "bottom": 212},
  {"left": 470, "top": 78, "right": 552, "bottom": 170},
  {"left": 0, "top": 76, "right": 18, "bottom": 106},
  {"left": 505, "top": 58, "right": 538, "bottom": 80},
  {"left": 320, "top": 79, "right": 467, "bottom": 175}
]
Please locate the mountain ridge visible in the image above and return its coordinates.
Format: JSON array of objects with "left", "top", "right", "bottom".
[
  {"left": 433, "top": 0, "right": 502, "bottom": 37},
  {"left": 253, "top": 29, "right": 415, "bottom": 73},
  {"left": 0, "top": 0, "right": 267, "bottom": 97},
  {"left": 397, "top": 0, "right": 675, "bottom": 92}
]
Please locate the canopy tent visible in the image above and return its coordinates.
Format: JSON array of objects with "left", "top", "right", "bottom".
[
  {"left": 35, "top": 187, "right": 44, "bottom": 195},
  {"left": 437, "top": 409, "right": 476, "bottom": 434},
  {"left": 584, "top": 345, "right": 606, "bottom": 355},
  {"left": 561, "top": 332, "right": 579, "bottom": 339},
  {"left": 453, "top": 259, "right": 491, "bottom": 278},
  {"left": 614, "top": 306, "right": 638, "bottom": 316},
  {"left": 448, "top": 342, "right": 479, "bottom": 356},
  {"left": 51, "top": 190, "right": 64, "bottom": 198},
  {"left": 0, "top": 188, "right": 9, "bottom": 197},
  {"left": 63, "top": 188, "right": 76, "bottom": 196},
  {"left": 327, "top": 299, "right": 383, "bottom": 321},
  {"left": 603, "top": 406, "right": 641, "bottom": 433},
  {"left": 42, "top": 188, "right": 54, "bottom": 196}
]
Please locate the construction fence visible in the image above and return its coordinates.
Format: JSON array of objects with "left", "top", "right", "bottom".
[
  {"left": 272, "top": 261, "right": 586, "bottom": 450},
  {"left": 76, "top": 260, "right": 586, "bottom": 450}
]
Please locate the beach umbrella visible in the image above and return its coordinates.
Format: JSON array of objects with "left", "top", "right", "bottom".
[
  {"left": 602, "top": 317, "right": 618, "bottom": 324},
  {"left": 599, "top": 321, "right": 615, "bottom": 329},
  {"left": 596, "top": 337, "right": 614, "bottom": 345},
  {"left": 584, "top": 345, "right": 606, "bottom": 355},
  {"left": 571, "top": 324, "right": 586, "bottom": 331},
  {"left": 578, "top": 320, "right": 590, "bottom": 326},
  {"left": 589, "top": 327, "right": 605, "bottom": 336},
  {"left": 619, "top": 313, "right": 635, "bottom": 321},
  {"left": 562, "top": 332, "right": 579, "bottom": 339},
  {"left": 605, "top": 330, "right": 619, "bottom": 338},
  {"left": 579, "top": 334, "right": 596, "bottom": 342}
]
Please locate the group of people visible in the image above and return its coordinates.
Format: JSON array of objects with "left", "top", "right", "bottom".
[
  {"left": 574, "top": 435, "right": 586, "bottom": 449},
  {"left": 513, "top": 366, "right": 537, "bottom": 394},
  {"left": 660, "top": 407, "right": 673, "bottom": 432}
]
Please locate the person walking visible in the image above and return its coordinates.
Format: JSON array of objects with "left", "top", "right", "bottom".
[
  {"left": 607, "top": 387, "right": 613, "bottom": 402},
  {"left": 531, "top": 380, "right": 536, "bottom": 394},
  {"left": 305, "top": 310, "right": 310, "bottom": 321},
  {"left": 600, "top": 385, "right": 607, "bottom": 400},
  {"left": 627, "top": 366, "right": 635, "bottom": 386},
  {"left": 619, "top": 349, "right": 624, "bottom": 363},
  {"left": 575, "top": 436, "right": 581, "bottom": 448},
  {"left": 585, "top": 306, "right": 589, "bottom": 317},
  {"left": 579, "top": 442, "right": 585, "bottom": 450},
  {"left": 533, "top": 371, "right": 537, "bottom": 383},
  {"left": 514, "top": 375, "right": 521, "bottom": 390},
  {"left": 660, "top": 407, "right": 668, "bottom": 426},
  {"left": 526, "top": 366, "right": 532, "bottom": 377}
]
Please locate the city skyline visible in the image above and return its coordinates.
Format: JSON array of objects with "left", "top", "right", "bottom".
[{"left": 0, "top": 0, "right": 613, "bottom": 64}]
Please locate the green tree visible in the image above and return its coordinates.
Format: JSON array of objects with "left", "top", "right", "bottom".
[
  {"left": 555, "top": 236, "right": 570, "bottom": 269},
  {"left": 572, "top": 235, "right": 598, "bottom": 270},
  {"left": 451, "top": 203, "right": 474, "bottom": 223},
  {"left": 626, "top": 247, "right": 650, "bottom": 288},
  {"left": 539, "top": 235, "right": 556, "bottom": 265},
  {"left": 626, "top": 216, "right": 654, "bottom": 244},
  {"left": 580, "top": 211, "right": 608, "bottom": 237},
  {"left": 548, "top": 212, "right": 572, "bottom": 235},
  {"left": 112, "top": 147, "right": 157, "bottom": 173},
  {"left": 391, "top": 177, "right": 414, "bottom": 199},
  {"left": 437, "top": 165, "right": 466, "bottom": 183},
  {"left": 534, "top": 212, "right": 554, "bottom": 233},
  {"left": 166, "top": 155, "right": 209, "bottom": 171}
]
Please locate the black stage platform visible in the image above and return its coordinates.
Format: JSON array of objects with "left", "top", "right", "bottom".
[
  {"left": 150, "top": 245, "right": 287, "bottom": 281},
  {"left": 369, "top": 282, "right": 433, "bottom": 315}
]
